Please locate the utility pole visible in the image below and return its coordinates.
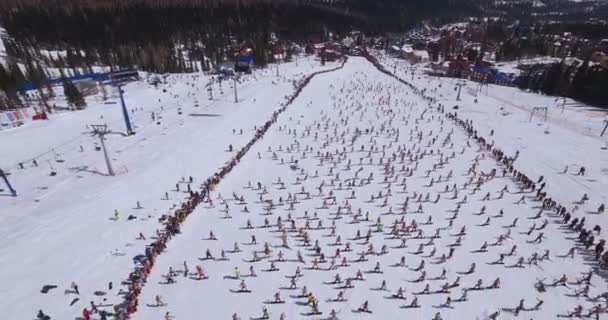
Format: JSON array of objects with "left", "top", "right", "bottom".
[
  {"left": 275, "top": 52, "right": 283, "bottom": 77},
  {"left": 90, "top": 124, "right": 115, "bottom": 176},
  {"left": 0, "top": 168, "right": 17, "bottom": 197},
  {"left": 117, "top": 84, "right": 135, "bottom": 136},
  {"left": 557, "top": 97, "right": 566, "bottom": 114},
  {"left": 207, "top": 78, "right": 214, "bottom": 100},
  {"left": 233, "top": 76, "right": 239, "bottom": 103},
  {"left": 601, "top": 118, "right": 608, "bottom": 137}
]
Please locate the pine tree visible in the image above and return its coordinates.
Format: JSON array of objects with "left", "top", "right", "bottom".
[
  {"left": 569, "top": 58, "right": 590, "bottom": 99},
  {"left": 26, "top": 59, "right": 50, "bottom": 109},
  {"left": 0, "top": 60, "right": 24, "bottom": 109},
  {"left": 540, "top": 61, "right": 563, "bottom": 96},
  {"left": 63, "top": 78, "right": 86, "bottom": 110}
]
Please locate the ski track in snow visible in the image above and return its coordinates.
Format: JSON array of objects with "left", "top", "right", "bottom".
[{"left": 2, "top": 54, "right": 608, "bottom": 320}]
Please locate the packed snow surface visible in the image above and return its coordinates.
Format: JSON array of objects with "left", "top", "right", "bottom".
[{"left": 2, "top": 55, "right": 608, "bottom": 320}]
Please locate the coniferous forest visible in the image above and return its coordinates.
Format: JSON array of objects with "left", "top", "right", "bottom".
[
  {"left": 0, "top": 0, "right": 475, "bottom": 72},
  {"left": 0, "top": 0, "right": 606, "bottom": 109},
  {"left": 0, "top": 0, "right": 478, "bottom": 110}
]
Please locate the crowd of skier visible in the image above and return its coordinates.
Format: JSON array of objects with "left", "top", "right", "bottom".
[
  {"left": 85, "top": 59, "right": 348, "bottom": 320},
  {"left": 368, "top": 52, "right": 608, "bottom": 269},
  {"left": 40, "top": 53, "right": 608, "bottom": 320},
  {"left": 366, "top": 52, "right": 608, "bottom": 318}
]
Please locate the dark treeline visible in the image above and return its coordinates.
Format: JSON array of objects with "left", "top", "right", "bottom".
[
  {"left": 481, "top": 0, "right": 608, "bottom": 25},
  {"left": 539, "top": 22, "right": 608, "bottom": 41},
  {"left": 518, "top": 60, "right": 608, "bottom": 107},
  {"left": 0, "top": 0, "right": 475, "bottom": 46},
  {"left": 2, "top": 4, "right": 361, "bottom": 72},
  {"left": 489, "top": 19, "right": 608, "bottom": 107},
  {"left": 0, "top": 0, "right": 478, "bottom": 110},
  {"left": 0, "top": 0, "right": 477, "bottom": 68}
]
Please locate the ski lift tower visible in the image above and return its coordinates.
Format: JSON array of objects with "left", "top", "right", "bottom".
[
  {"left": 232, "top": 74, "right": 240, "bottom": 103},
  {"left": 529, "top": 106, "right": 549, "bottom": 123},
  {"left": 0, "top": 168, "right": 17, "bottom": 197},
  {"left": 557, "top": 97, "right": 567, "bottom": 114},
  {"left": 207, "top": 77, "right": 215, "bottom": 101},
  {"left": 109, "top": 73, "right": 135, "bottom": 136},
  {"left": 455, "top": 79, "right": 466, "bottom": 101},
  {"left": 90, "top": 124, "right": 116, "bottom": 176},
  {"left": 601, "top": 116, "right": 608, "bottom": 137}
]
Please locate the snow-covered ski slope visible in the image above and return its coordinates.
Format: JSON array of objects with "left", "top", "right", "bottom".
[
  {"left": 372, "top": 51, "right": 608, "bottom": 250},
  {"left": 134, "top": 58, "right": 604, "bottom": 320},
  {"left": 2, "top": 54, "right": 608, "bottom": 320},
  {"left": 0, "top": 56, "right": 340, "bottom": 320}
]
